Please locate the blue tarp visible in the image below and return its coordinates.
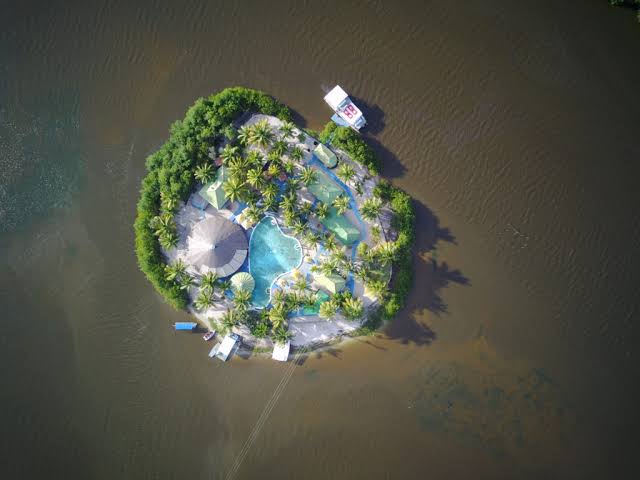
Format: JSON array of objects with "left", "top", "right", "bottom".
[
  {"left": 331, "top": 113, "right": 350, "bottom": 128},
  {"left": 174, "top": 322, "right": 197, "bottom": 331}
]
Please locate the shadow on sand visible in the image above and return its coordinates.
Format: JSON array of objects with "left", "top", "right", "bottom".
[{"left": 384, "top": 200, "right": 470, "bottom": 346}]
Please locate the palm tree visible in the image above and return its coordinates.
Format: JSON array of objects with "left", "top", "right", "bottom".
[
  {"left": 284, "top": 177, "right": 299, "bottom": 195},
  {"left": 354, "top": 264, "right": 374, "bottom": 283},
  {"left": 272, "top": 326, "right": 293, "bottom": 344},
  {"left": 299, "top": 202, "right": 313, "bottom": 217},
  {"left": 266, "top": 162, "right": 280, "bottom": 179},
  {"left": 333, "top": 247, "right": 348, "bottom": 262},
  {"left": 294, "top": 277, "right": 308, "bottom": 293},
  {"left": 264, "top": 198, "right": 278, "bottom": 212},
  {"left": 164, "top": 260, "right": 187, "bottom": 282},
  {"left": 300, "top": 166, "right": 317, "bottom": 186},
  {"left": 179, "top": 274, "right": 195, "bottom": 291},
  {"left": 228, "top": 156, "right": 250, "bottom": 179},
  {"left": 220, "top": 308, "right": 240, "bottom": 333},
  {"left": 263, "top": 182, "right": 279, "bottom": 202},
  {"left": 371, "top": 225, "right": 381, "bottom": 241},
  {"left": 194, "top": 289, "right": 215, "bottom": 310},
  {"left": 324, "top": 234, "right": 338, "bottom": 253},
  {"left": 289, "top": 146, "right": 304, "bottom": 162},
  {"left": 333, "top": 195, "right": 350, "bottom": 215},
  {"left": 267, "top": 150, "right": 282, "bottom": 165},
  {"left": 221, "top": 144, "right": 240, "bottom": 163},
  {"left": 159, "top": 231, "right": 179, "bottom": 250},
  {"left": 245, "top": 150, "right": 263, "bottom": 168},
  {"left": 360, "top": 197, "right": 383, "bottom": 222},
  {"left": 303, "top": 293, "right": 317, "bottom": 308},
  {"left": 342, "top": 297, "right": 364, "bottom": 320},
  {"left": 366, "top": 279, "right": 388, "bottom": 300},
  {"left": 194, "top": 163, "right": 215, "bottom": 184},
  {"left": 223, "top": 177, "right": 248, "bottom": 203},
  {"left": 246, "top": 167, "right": 265, "bottom": 189},
  {"left": 291, "top": 220, "right": 306, "bottom": 237},
  {"left": 315, "top": 202, "right": 329, "bottom": 220},
  {"left": 249, "top": 120, "right": 274, "bottom": 147},
  {"left": 280, "top": 194, "right": 296, "bottom": 212},
  {"left": 356, "top": 242, "right": 377, "bottom": 264},
  {"left": 337, "top": 163, "right": 356, "bottom": 184},
  {"left": 303, "top": 230, "right": 321, "bottom": 248},
  {"left": 320, "top": 259, "right": 338, "bottom": 277},
  {"left": 217, "top": 279, "right": 232, "bottom": 294},
  {"left": 160, "top": 191, "right": 178, "bottom": 212},
  {"left": 272, "top": 140, "right": 288, "bottom": 157},
  {"left": 200, "top": 271, "right": 218, "bottom": 292},
  {"left": 237, "top": 126, "right": 251, "bottom": 146},
  {"left": 282, "top": 160, "right": 296, "bottom": 175},
  {"left": 151, "top": 213, "right": 175, "bottom": 237},
  {"left": 376, "top": 242, "right": 397, "bottom": 266},
  {"left": 279, "top": 121, "right": 295, "bottom": 140},
  {"left": 271, "top": 289, "right": 287, "bottom": 307},
  {"left": 319, "top": 301, "right": 338, "bottom": 319},
  {"left": 233, "top": 289, "right": 252, "bottom": 311},
  {"left": 268, "top": 305, "right": 287, "bottom": 331},
  {"left": 244, "top": 204, "right": 263, "bottom": 224},
  {"left": 246, "top": 189, "right": 260, "bottom": 206}
]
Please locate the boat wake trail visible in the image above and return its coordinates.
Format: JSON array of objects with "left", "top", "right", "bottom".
[{"left": 223, "top": 347, "right": 308, "bottom": 480}]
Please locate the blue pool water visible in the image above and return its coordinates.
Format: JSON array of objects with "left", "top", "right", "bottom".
[{"left": 249, "top": 216, "right": 302, "bottom": 307}]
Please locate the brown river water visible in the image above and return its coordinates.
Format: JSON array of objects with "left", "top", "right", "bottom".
[{"left": 2, "top": 1, "right": 640, "bottom": 478}]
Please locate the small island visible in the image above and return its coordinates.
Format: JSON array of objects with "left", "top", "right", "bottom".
[{"left": 134, "top": 87, "right": 414, "bottom": 358}]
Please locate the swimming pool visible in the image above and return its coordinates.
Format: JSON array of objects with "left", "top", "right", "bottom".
[{"left": 248, "top": 216, "right": 302, "bottom": 307}]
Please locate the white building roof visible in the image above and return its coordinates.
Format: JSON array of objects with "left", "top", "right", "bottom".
[
  {"left": 272, "top": 341, "right": 290, "bottom": 362},
  {"left": 324, "top": 85, "right": 349, "bottom": 110},
  {"left": 216, "top": 334, "right": 238, "bottom": 361}
]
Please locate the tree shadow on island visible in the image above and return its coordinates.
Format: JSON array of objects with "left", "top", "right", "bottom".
[{"left": 384, "top": 200, "right": 470, "bottom": 347}]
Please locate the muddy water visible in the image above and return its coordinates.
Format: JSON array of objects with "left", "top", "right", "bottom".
[{"left": 1, "top": 0, "right": 640, "bottom": 478}]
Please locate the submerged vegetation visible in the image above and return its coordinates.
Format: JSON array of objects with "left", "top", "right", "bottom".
[{"left": 134, "top": 87, "right": 415, "bottom": 347}]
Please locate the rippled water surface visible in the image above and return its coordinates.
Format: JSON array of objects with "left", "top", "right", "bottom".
[{"left": 1, "top": 1, "right": 640, "bottom": 478}]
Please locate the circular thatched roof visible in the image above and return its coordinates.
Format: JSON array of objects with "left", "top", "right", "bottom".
[
  {"left": 186, "top": 215, "right": 248, "bottom": 277},
  {"left": 230, "top": 272, "right": 255, "bottom": 293}
]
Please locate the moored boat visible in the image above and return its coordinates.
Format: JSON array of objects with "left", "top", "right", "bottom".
[
  {"left": 211, "top": 333, "right": 241, "bottom": 362},
  {"left": 174, "top": 322, "right": 197, "bottom": 331},
  {"left": 203, "top": 330, "right": 216, "bottom": 341},
  {"left": 324, "top": 85, "right": 366, "bottom": 131}
]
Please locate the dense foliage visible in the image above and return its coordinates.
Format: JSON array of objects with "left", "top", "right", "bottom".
[
  {"left": 319, "top": 122, "right": 381, "bottom": 175},
  {"left": 316, "top": 122, "right": 415, "bottom": 331},
  {"left": 135, "top": 87, "right": 415, "bottom": 345},
  {"left": 134, "top": 87, "right": 291, "bottom": 309}
]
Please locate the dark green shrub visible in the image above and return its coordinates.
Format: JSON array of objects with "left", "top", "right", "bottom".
[
  {"left": 319, "top": 122, "right": 380, "bottom": 174},
  {"left": 134, "top": 87, "right": 291, "bottom": 309}
]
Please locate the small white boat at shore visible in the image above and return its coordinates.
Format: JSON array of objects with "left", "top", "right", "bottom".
[
  {"left": 272, "top": 341, "right": 290, "bottom": 362},
  {"left": 203, "top": 330, "right": 216, "bottom": 341},
  {"left": 210, "top": 333, "right": 241, "bottom": 361},
  {"left": 324, "top": 85, "right": 366, "bottom": 131}
]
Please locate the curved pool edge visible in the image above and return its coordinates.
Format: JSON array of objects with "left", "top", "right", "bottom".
[{"left": 247, "top": 214, "right": 303, "bottom": 309}]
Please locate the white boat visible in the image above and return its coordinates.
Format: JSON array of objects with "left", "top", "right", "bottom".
[
  {"left": 211, "top": 333, "right": 241, "bottom": 361},
  {"left": 324, "top": 85, "right": 366, "bottom": 131},
  {"left": 272, "top": 341, "right": 290, "bottom": 362},
  {"left": 203, "top": 330, "right": 216, "bottom": 341}
]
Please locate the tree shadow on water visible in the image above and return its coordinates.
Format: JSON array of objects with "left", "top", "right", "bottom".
[
  {"left": 348, "top": 95, "right": 407, "bottom": 179},
  {"left": 385, "top": 200, "right": 470, "bottom": 346}
]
